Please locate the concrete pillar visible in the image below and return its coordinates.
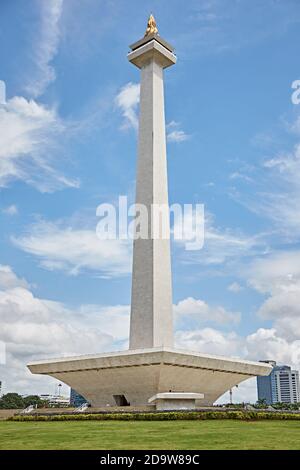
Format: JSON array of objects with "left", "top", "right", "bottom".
[{"left": 128, "top": 36, "right": 176, "bottom": 349}]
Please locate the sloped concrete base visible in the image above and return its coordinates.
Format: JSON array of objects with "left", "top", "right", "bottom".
[{"left": 27, "top": 348, "right": 272, "bottom": 407}]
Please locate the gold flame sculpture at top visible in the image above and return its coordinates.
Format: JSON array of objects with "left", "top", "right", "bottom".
[{"left": 144, "top": 14, "right": 158, "bottom": 37}]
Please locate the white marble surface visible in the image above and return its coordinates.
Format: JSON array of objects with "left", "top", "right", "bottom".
[{"left": 128, "top": 38, "right": 176, "bottom": 349}]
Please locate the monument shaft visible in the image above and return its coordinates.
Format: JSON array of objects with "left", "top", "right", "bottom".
[{"left": 128, "top": 37, "right": 176, "bottom": 349}]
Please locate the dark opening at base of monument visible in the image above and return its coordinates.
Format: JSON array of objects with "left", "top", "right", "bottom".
[{"left": 113, "top": 394, "right": 130, "bottom": 406}]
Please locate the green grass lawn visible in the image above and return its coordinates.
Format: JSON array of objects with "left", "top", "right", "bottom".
[{"left": 1, "top": 420, "right": 300, "bottom": 450}]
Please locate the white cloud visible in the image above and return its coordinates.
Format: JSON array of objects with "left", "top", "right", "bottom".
[
  {"left": 233, "top": 132, "right": 300, "bottom": 239},
  {"left": 246, "top": 250, "right": 300, "bottom": 294},
  {"left": 228, "top": 282, "right": 243, "bottom": 293},
  {"left": 115, "top": 82, "right": 140, "bottom": 131},
  {"left": 0, "top": 288, "right": 127, "bottom": 353},
  {"left": 0, "top": 80, "right": 6, "bottom": 104},
  {"left": 167, "top": 121, "right": 190, "bottom": 143},
  {"left": 0, "top": 93, "right": 79, "bottom": 191},
  {"left": 25, "top": 0, "right": 64, "bottom": 97},
  {"left": 229, "top": 172, "right": 253, "bottom": 183},
  {"left": 178, "top": 210, "right": 267, "bottom": 266},
  {"left": 167, "top": 130, "right": 190, "bottom": 143},
  {"left": 247, "top": 252, "right": 300, "bottom": 342},
  {"left": 174, "top": 296, "right": 240, "bottom": 325},
  {"left": 258, "top": 297, "right": 300, "bottom": 343},
  {"left": 246, "top": 250, "right": 300, "bottom": 343},
  {"left": 2, "top": 204, "right": 18, "bottom": 216},
  {"left": 175, "top": 328, "right": 243, "bottom": 357},
  {"left": 258, "top": 292, "right": 300, "bottom": 321},
  {"left": 175, "top": 313, "right": 300, "bottom": 373},
  {"left": 0, "top": 266, "right": 129, "bottom": 394},
  {"left": 246, "top": 328, "right": 300, "bottom": 369},
  {"left": 289, "top": 115, "right": 300, "bottom": 134},
  {"left": 77, "top": 304, "right": 129, "bottom": 342},
  {"left": 0, "top": 265, "right": 29, "bottom": 290},
  {"left": 204, "top": 227, "right": 254, "bottom": 265},
  {"left": 12, "top": 219, "right": 131, "bottom": 277},
  {"left": 115, "top": 86, "right": 190, "bottom": 142},
  {"left": 176, "top": 324, "right": 300, "bottom": 403},
  {"left": 257, "top": 143, "right": 300, "bottom": 235}
]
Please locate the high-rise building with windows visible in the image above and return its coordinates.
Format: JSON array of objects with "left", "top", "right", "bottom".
[{"left": 257, "top": 361, "right": 300, "bottom": 404}]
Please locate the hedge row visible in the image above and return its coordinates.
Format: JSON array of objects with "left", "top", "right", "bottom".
[{"left": 9, "top": 410, "right": 300, "bottom": 422}]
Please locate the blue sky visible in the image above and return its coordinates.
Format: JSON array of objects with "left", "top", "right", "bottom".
[{"left": 1, "top": 0, "right": 300, "bottom": 403}]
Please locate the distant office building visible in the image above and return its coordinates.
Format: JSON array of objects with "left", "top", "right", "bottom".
[
  {"left": 70, "top": 388, "right": 88, "bottom": 407},
  {"left": 39, "top": 394, "right": 70, "bottom": 407},
  {"left": 257, "top": 361, "right": 300, "bottom": 404}
]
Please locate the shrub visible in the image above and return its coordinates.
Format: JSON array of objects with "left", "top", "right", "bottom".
[{"left": 8, "top": 410, "right": 300, "bottom": 422}]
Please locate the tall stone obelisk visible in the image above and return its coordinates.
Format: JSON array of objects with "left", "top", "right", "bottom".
[
  {"left": 28, "top": 17, "right": 273, "bottom": 408},
  {"left": 128, "top": 16, "right": 176, "bottom": 350}
]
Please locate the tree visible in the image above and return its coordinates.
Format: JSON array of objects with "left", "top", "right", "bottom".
[
  {"left": 0, "top": 393, "right": 25, "bottom": 409},
  {"left": 23, "top": 395, "right": 43, "bottom": 408},
  {"left": 256, "top": 398, "right": 267, "bottom": 408}
]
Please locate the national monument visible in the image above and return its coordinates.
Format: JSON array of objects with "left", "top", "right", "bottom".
[{"left": 28, "top": 16, "right": 271, "bottom": 409}]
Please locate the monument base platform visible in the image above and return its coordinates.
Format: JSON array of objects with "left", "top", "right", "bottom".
[
  {"left": 148, "top": 392, "right": 204, "bottom": 410},
  {"left": 28, "top": 348, "right": 272, "bottom": 407}
]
